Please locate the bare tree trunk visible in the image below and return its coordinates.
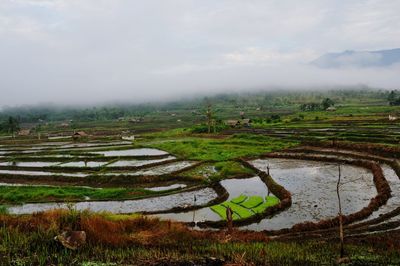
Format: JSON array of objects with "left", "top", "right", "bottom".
[
  {"left": 336, "top": 164, "right": 344, "bottom": 258},
  {"left": 206, "top": 104, "right": 212, "bottom": 134}
]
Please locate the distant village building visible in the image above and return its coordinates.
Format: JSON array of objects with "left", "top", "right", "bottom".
[
  {"left": 72, "top": 131, "right": 88, "bottom": 140},
  {"left": 326, "top": 106, "right": 337, "bottom": 112},
  {"left": 225, "top": 120, "right": 241, "bottom": 127},
  {"left": 225, "top": 119, "right": 252, "bottom": 128},
  {"left": 128, "top": 117, "right": 143, "bottom": 123},
  {"left": 60, "top": 122, "right": 69, "bottom": 128},
  {"left": 18, "top": 129, "right": 31, "bottom": 136},
  {"left": 389, "top": 115, "right": 398, "bottom": 121},
  {"left": 241, "top": 119, "right": 252, "bottom": 127}
]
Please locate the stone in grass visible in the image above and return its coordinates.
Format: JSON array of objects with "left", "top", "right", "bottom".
[{"left": 55, "top": 230, "right": 86, "bottom": 250}]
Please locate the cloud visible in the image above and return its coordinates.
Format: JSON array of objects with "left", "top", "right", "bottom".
[{"left": 0, "top": 0, "right": 399, "bottom": 107}]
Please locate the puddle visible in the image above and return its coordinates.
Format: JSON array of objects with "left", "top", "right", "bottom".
[
  {"left": 8, "top": 187, "right": 217, "bottom": 215},
  {"left": 106, "top": 156, "right": 176, "bottom": 167},
  {"left": 157, "top": 176, "right": 269, "bottom": 223},
  {"left": 91, "top": 148, "right": 168, "bottom": 157},
  {"left": 146, "top": 184, "right": 187, "bottom": 191},
  {"left": 241, "top": 158, "right": 375, "bottom": 231},
  {"left": 0, "top": 161, "right": 61, "bottom": 167},
  {"left": 0, "top": 169, "right": 88, "bottom": 178},
  {"left": 105, "top": 161, "right": 194, "bottom": 176},
  {"left": 58, "top": 161, "right": 108, "bottom": 168}
]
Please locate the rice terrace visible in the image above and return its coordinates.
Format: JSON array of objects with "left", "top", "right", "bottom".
[
  {"left": 2, "top": 1, "right": 400, "bottom": 265},
  {"left": 0, "top": 89, "right": 399, "bottom": 265}
]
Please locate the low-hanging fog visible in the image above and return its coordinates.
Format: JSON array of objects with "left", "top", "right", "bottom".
[{"left": 1, "top": 0, "right": 400, "bottom": 107}]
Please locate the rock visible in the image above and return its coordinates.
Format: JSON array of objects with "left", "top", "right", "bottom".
[
  {"left": 203, "top": 257, "right": 224, "bottom": 266},
  {"left": 55, "top": 230, "right": 86, "bottom": 250}
]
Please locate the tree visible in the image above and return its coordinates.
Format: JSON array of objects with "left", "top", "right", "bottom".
[
  {"left": 321, "top": 98, "right": 334, "bottom": 110},
  {"left": 7, "top": 116, "right": 20, "bottom": 138},
  {"left": 206, "top": 102, "right": 213, "bottom": 134},
  {"left": 387, "top": 90, "right": 397, "bottom": 102},
  {"left": 35, "top": 124, "right": 42, "bottom": 140}
]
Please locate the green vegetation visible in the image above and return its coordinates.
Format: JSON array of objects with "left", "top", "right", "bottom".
[
  {"left": 210, "top": 195, "right": 280, "bottom": 221},
  {"left": 253, "top": 196, "right": 281, "bottom": 214},
  {"left": 0, "top": 205, "right": 8, "bottom": 215},
  {"left": 0, "top": 186, "right": 175, "bottom": 204},
  {"left": 230, "top": 194, "right": 248, "bottom": 204},
  {"left": 222, "top": 201, "right": 254, "bottom": 219},
  {"left": 140, "top": 134, "right": 298, "bottom": 161},
  {"left": 240, "top": 195, "right": 264, "bottom": 209}
]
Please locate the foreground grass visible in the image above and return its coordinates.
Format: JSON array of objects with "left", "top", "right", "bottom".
[
  {"left": 0, "top": 185, "right": 174, "bottom": 204},
  {"left": 0, "top": 210, "right": 399, "bottom": 265},
  {"left": 140, "top": 134, "right": 298, "bottom": 161}
]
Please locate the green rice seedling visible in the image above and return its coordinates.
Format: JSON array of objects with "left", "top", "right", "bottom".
[
  {"left": 222, "top": 202, "right": 253, "bottom": 219},
  {"left": 230, "top": 195, "right": 248, "bottom": 204},
  {"left": 240, "top": 195, "right": 264, "bottom": 209},
  {"left": 252, "top": 196, "right": 280, "bottom": 214},
  {"left": 210, "top": 204, "right": 228, "bottom": 219}
]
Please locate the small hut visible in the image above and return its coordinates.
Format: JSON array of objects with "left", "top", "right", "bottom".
[
  {"left": 18, "top": 129, "right": 31, "bottom": 136},
  {"left": 225, "top": 120, "right": 240, "bottom": 128},
  {"left": 241, "top": 118, "right": 252, "bottom": 127},
  {"left": 326, "top": 106, "right": 337, "bottom": 112},
  {"left": 72, "top": 131, "right": 88, "bottom": 140}
]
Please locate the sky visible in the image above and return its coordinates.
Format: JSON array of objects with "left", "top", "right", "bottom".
[{"left": 0, "top": 0, "right": 400, "bottom": 107}]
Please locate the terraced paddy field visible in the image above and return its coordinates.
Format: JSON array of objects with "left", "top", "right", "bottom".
[{"left": 1, "top": 135, "right": 400, "bottom": 265}]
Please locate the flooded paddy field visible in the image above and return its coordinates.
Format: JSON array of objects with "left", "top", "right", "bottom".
[
  {"left": 91, "top": 148, "right": 168, "bottom": 157},
  {"left": 106, "top": 156, "right": 176, "bottom": 167},
  {"left": 7, "top": 187, "right": 217, "bottom": 215},
  {"left": 243, "top": 158, "right": 375, "bottom": 231},
  {"left": 1, "top": 139, "right": 399, "bottom": 235}
]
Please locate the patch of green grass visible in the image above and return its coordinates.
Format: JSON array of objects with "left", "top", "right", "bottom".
[
  {"left": 102, "top": 213, "right": 141, "bottom": 221},
  {"left": 0, "top": 205, "right": 8, "bottom": 215},
  {"left": 140, "top": 135, "right": 298, "bottom": 161}
]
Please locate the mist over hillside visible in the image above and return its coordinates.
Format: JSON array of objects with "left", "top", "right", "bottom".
[{"left": 311, "top": 48, "right": 400, "bottom": 68}]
